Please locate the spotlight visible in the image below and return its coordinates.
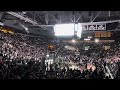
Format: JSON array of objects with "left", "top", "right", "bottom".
[
  {"left": 25, "top": 27, "right": 29, "bottom": 33},
  {"left": 84, "top": 38, "right": 90, "bottom": 41},
  {"left": 72, "top": 39, "right": 76, "bottom": 43},
  {"left": 25, "top": 27, "right": 28, "bottom": 31},
  {"left": 95, "top": 39, "right": 99, "bottom": 43},
  {"left": 46, "top": 54, "right": 49, "bottom": 57},
  {"left": 22, "top": 12, "right": 26, "bottom": 14}
]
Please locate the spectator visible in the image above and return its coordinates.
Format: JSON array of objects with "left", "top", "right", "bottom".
[{"left": 0, "top": 31, "right": 120, "bottom": 79}]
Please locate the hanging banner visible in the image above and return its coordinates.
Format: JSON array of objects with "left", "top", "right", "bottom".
[{"left": 80, "top": 23, "right": 106, "bottom": 31}]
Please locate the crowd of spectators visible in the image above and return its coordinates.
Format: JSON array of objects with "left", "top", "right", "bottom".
[
  {"left": 0, "top": 59, "right": 108, "bottom": 79},
  {"left": 0, "top": 32, "right": 47, "bottom": 61},
  {"left": 0, "top": 31, "right": 120, "bottom": 79},
  {"left": 52, "top": 38, "right": 120, "bottom": 79}
]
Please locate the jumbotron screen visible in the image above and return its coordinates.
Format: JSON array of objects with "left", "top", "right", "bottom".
[{"left": 54, "top": 23, "right": 82, "bottom": 38}]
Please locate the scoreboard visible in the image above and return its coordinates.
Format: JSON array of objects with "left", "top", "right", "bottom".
[
  {"left": 95, "top": 32, "right": 113, "bottom": 38},
  {"left": 81, "top": 31, "right": 114, "bottom": 40}
]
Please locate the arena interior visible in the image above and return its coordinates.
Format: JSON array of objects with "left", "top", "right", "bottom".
[{"left": 0, "top": 11, "right": 120, "bottom": 79}]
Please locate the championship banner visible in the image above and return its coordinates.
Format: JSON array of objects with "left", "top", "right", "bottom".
[{"left": 80, "top": 22, "right": 106, "bottom": 31}]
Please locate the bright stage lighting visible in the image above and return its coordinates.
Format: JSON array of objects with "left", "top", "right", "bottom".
[
  {"left": 25, "top": 27, "right": 28, "bottom": 30},
  {"left": 88, "top": 36, "right": 92, "bottom": 39},
  {"left": 84, "top": 38, "right": 90, "bottom": 41},
  {"left": 46, "top": 54, "right": 49, "bottom": 57},
  {"left": 72, "top": 39, "right": 76, "bottom": 43},
  {"left": 95, "top": 39, "right": 99, "bottom": 43}
]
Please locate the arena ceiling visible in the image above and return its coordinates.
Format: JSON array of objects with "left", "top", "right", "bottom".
[{"left": 0, "top": 11, "right": 120, "bottom": 35}]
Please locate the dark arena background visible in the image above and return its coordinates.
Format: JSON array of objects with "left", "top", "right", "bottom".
[{"left": 0, "top": 11, "right": 120, "bottom": 79}]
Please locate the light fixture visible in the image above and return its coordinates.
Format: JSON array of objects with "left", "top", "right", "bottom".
[
  {"left": 95, "top": 39, "right": 99, "bottom": 43},
  {"left": 25, "top": 27, "right": 28, "bottom": 31},
  {"left": 84, "top": 38, "right": 90, "bottom": 41},
  {"left": 46, "top": 54, "right": 49, "bottom": 57},
  {"left": 88, "top": 36, "right": 92, "bottom": 39},
  {"left": 72, "top": 39, "right": 76, "bottom": 43},
  {"left": 22, "top": 12, "right": 26, "bottom": 14}
]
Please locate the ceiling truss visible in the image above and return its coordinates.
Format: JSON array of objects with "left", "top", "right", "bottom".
[{"left": 1, "top": 11, "right": 120, "bottom": 31}]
